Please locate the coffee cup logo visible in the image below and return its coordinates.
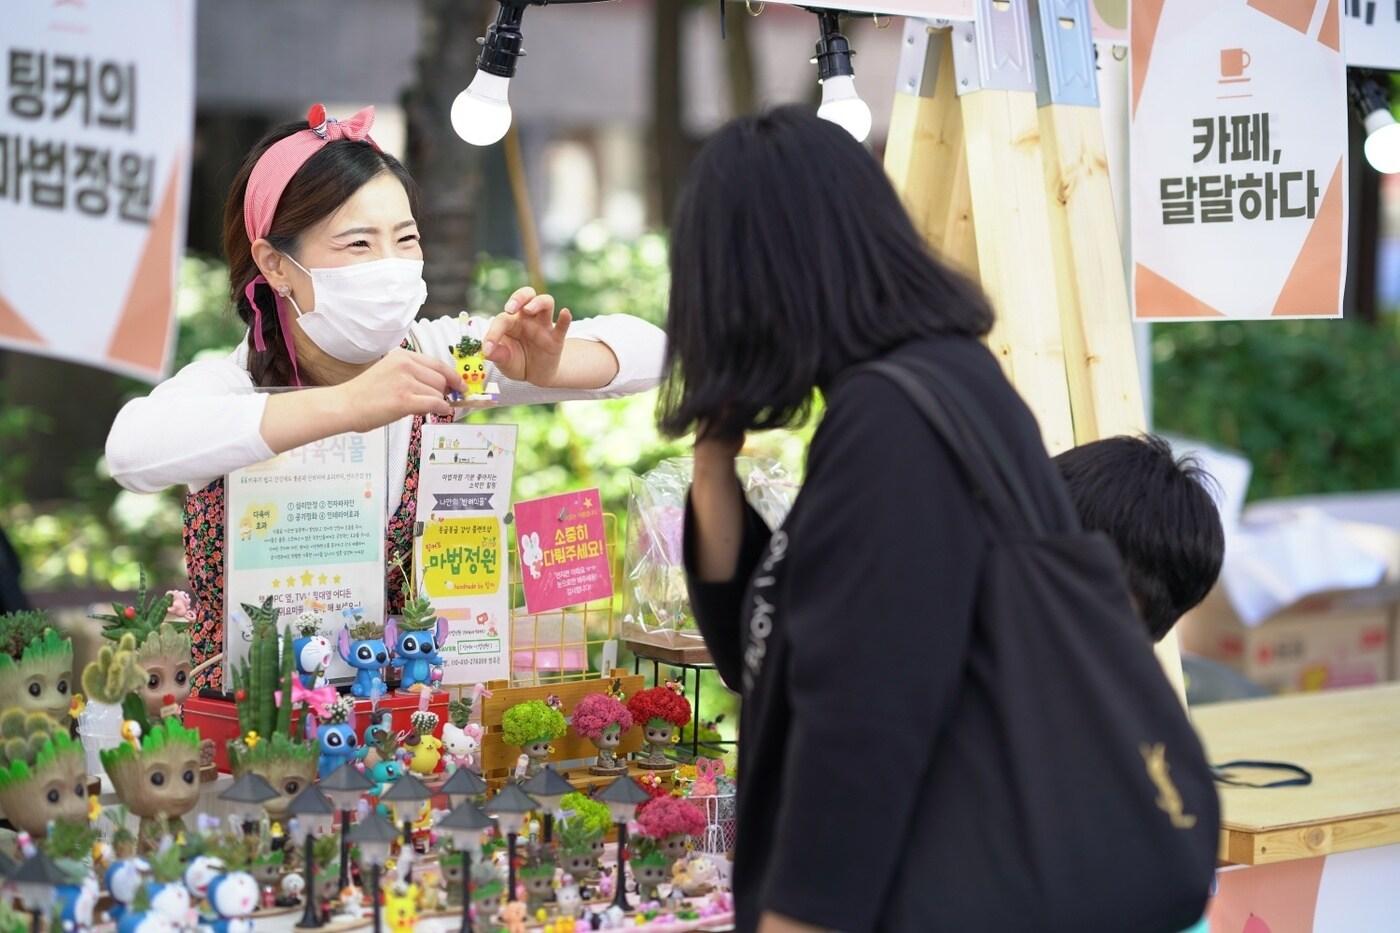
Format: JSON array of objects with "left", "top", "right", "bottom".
[{"left": 1220, "top": 48, "right": 1251, "bottom": 80}]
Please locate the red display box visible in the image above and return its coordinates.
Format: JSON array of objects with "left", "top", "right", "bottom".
[{"left": 184, "top": 691, "right": 450, "bottom": 773}]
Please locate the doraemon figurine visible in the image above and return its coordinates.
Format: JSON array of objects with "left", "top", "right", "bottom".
[
  {"left": 117, "top": 912, "right": 177, "bottom": 933},
  {"left": 57, "top": 874, "right": 99, "bottom": 932},
  {"left": 337, "top": 609, "right": 387, "bottom": 699},
  {"left": 291, "top": 614, "right": 332, "bottom": 688},
  {"left": 149, "top": 881, "right": 197, "bottom": 931},
  {"left": 184, "top": 856, "right": 226, "bottom": 907},
  {"left": 202, "top": 872, "right": 259, "bottom": 933},
  {"left": 384, "top": 611, "right": 448, "bottom": 692},
  {"left": 106, "top": 858, "right": 151, "bottom": 922},
  {"left": 316, "top": 696, "right": 361, "bottom": 778}
]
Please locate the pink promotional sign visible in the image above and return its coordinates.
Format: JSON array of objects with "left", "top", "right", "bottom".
[{"left": 514, "top": 489, "right": 613, "bottom": 615}]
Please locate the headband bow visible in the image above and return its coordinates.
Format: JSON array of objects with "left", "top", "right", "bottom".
[{"left": 240, "top": 103, "right": 380, "bottom": 383}]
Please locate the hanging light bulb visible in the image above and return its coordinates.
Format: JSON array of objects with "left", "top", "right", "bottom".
[
  {"left": 452, "top": 2, "right": 528, "bottom": 147},
  {"left": 811, "top": 10, "right": 871, "bottom": 142},
  {"left": 1349, "top": 70, "right": 1400, "bottom": 175}
]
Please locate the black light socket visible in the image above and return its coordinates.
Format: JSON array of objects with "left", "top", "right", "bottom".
[{"left": 811, "top": 9, "right": 856, "bottom": 81}]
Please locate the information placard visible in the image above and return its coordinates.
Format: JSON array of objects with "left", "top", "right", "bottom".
[
  {"left": 515, "top": 489, "right": 613, "bottom": 615},
  {"left": 224, "top": 429, "right": 388, "bottom": 686},
  {"left": 415, "top": 423, "right": 517, "bottom": 686},
  {"left": 1131, "top": 0, "right": 1347, "bottom": 320}
]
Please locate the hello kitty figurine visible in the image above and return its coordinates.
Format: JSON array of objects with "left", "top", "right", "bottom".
[
  {"left": 202, "top": 872, "right": 259, "bottom": 933},
  {"left": 441, "top": 721, "right": 482, "bottom": 774}
]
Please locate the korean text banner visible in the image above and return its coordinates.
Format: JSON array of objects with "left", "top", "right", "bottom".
[
  {"left": 0, "top": 0, "right": 193, "bottom": 382},
  {"left": 1341, "top": 2, "right": 1400, "bottom": 69},
  {"left": 1130, "top": 0, "right": 1346, "bottom": 321}
]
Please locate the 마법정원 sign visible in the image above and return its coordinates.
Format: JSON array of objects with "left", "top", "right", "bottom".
[
  {"left": 1131, "top": 0, "right": 1347, "bottom": 320},
  {"left": 224, "top": 429, "right": 388, "bottom": 686},
  {"left": 415, "top": 423, "right": 518, "bottom": 685},
  {"left": 0, "top": 0, "right": 194, "bottom": 381}
]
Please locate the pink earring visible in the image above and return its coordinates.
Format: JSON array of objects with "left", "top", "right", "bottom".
[{"left": 278, "top": 286, "right": 290, "bottom": 297}]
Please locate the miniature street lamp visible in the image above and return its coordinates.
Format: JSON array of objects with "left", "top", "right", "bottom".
[
  {"left": 218, "top": 771, "right": 280, "bottom": 836},
  {"left": 287, "top": 785, "right": 336, "bottom": 929},
  {"left": 378, "top": 772, "right": 434, "bottom": 848},
  {"left": 13, "top": 851, "right": 66, "bottom": 933},
  {"left": 438, "top": 802, "right": 494, "bottom": 932},
  {"left": 520, "top": 764, "right": 572, "bottom": 844},
  {"left": 347, "top": 811, "right": 398, "bottom": 933},
  {"left": 319, "top": 761, "right": 375, "bottom": 892},
  {"left": 440, "top": 766, "right": 488, "bottom": 810},
  {"left": 595, "top": 775, "right": 651, "bottom": 913},
  {"left": 484, "top": 782, "right": 539, "bottom": 903}
]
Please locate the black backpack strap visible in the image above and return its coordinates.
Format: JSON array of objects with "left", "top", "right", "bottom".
[{"left": 861, "top": 359, "right": 1045, "bottom": 536}]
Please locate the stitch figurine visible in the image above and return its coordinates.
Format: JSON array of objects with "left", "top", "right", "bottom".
[
  {"left": 291, "top": 614, "right": 332, "bottom": 688},
  {"left": 316, "top": 696, "right": 361, "bottom": 778},
  {"left": 385, "top": 583, "right": 448, "bottom": 692},
  {"left": 337, "top": 609, "right": 388, "bottom": 699}
]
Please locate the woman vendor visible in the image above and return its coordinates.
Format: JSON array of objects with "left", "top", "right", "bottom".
[{"left": 105, "top": 105, "right": 664, "bottom": 687}]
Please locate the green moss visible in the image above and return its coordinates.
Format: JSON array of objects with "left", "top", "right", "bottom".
[
  {"left": 453, "top": 336, "right": 483, "bottom": 358},
  {"left": 0, "top": 610, "right": 51, "bottom": 658},
  {"left": 226, "top": 731, "right": 315, "bottom": 772},
  {"left": 560, "top": 792, "right": 611, "bottom": 838},
  {"left": 100, "top": 717, "right": 200, "bottom": 771},
  {"left": 630, "top": 836, "right": 669, "bottom": 868},
  {"left": 501, "top": 700, "right": 567, "bottom": 748}
]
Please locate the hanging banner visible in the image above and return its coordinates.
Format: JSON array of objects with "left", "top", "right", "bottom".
[
  {"left": 1131, "top": 0, "right": 1347, "bottom": 321},
  {"left": 0, "top": 0, "right": 194, "bottom": 382},
  {"left": 415, "top": 423, "right": 517, "bottom": 686},
  {"left": 224, "top": 429, "right": 389, "bottom": 687},
  {"left": 1341, "top": 3, "right": 1400, "bottom": 69},
  {"left": 514, "top": 488, "right": 614, "bottom": 616}
]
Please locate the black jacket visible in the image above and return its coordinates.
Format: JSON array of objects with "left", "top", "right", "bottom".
[{"left": 685, "top": 336, "right": 1067, "bottom": 932}]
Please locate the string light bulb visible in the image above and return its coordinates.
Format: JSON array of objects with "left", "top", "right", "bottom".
[
  {"left": 812, "top": 10, "right": 871, "bottom": 142},
  {"left": 1349, "top": 70, "right": 1400, "bottom": 175}
]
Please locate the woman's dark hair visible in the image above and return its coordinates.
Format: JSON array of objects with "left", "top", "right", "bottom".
[
  {"left": 221, "top": 121, "right": 420, "bottom": 387},
  {"left": 658, "top": 105, "right": 994, "bottom": 439}
]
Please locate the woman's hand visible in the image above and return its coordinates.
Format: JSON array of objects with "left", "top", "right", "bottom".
[
  {"left": 482, "top": 286, "right": 573, "bottom": 385},
  {"left": 338, "top": 348, "right": 466, "bottom": 432}
]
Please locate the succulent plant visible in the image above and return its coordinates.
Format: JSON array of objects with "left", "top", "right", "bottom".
[
  {"left": 80, "top": 634, "right": 147, "bottom": 706},
  {"left": 91, "top": 569, "right": 183, "bottom": 644}
]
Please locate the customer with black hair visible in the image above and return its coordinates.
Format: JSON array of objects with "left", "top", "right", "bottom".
[
  {"left": 670, "top": 107, "right": 1112, "bottom": 932},
  {"left": 1053, "top": 435, "right": 1226, "bottom": 642}
]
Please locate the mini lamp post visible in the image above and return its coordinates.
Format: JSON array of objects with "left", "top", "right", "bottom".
[
  {"left": 319, "top": 761, "right": 375, "bottom": 892},
  {"left": 483, "top": 783, "right": 539, "bottom": 904},
  {"left": 438, "top": 802, "right": 494, "bottom": 932},
  {"left": 377, "top": 773, "right": 435, "bottom": 849},
  {"left": 218, "top": 771, "right": 280, "bottom": 836},
  {"left": 520, "top": 764, "right": 573, "bottom": 845},
  {"left": 440, "top": 766, "right": 488, "bottom": 810},
  {"left": 595, "top": 775, "right": 650, "bottom": 913},
  {"left": 287, "top": 786, "right": 336, "bottom": 928},
  {"left": 346, "top": 811, "right": 398, "bottom": 933},
  {"left": 13, "top": 852, "right": 66, "bottom": 933}
]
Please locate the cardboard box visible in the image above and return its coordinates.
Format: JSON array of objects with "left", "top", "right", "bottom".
[{"left": 1181, "top": 522, "right": 1400, "bottom": 695}]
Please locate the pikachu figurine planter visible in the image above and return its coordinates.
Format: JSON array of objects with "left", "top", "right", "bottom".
[{"left": 448, "top": 331, "right": 499, "bottom": 403}]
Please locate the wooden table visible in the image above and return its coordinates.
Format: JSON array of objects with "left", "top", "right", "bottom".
[{"left": 1192, "top": 684, "right": 1400, "bottom": 931}]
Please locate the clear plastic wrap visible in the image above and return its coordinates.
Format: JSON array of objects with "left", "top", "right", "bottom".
[{"left": 621, "top": 457, "right": 798, "bottom": 649}]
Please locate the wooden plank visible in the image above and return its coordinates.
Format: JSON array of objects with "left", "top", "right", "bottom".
[
  {"left": 478, "top": 670, "right": 644, "bottom": 778},
  {"left": 623, "top": 637, "right": 714, "bottom": 667},
  {"left": 1193, "top": 685, "right": 1400, "bottom": 864},
  {"left": 960, "top": 87, "right": 1076, "bottom": 455}
]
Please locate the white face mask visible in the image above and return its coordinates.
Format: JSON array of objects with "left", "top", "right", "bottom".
[{"left": 284, "top": 255, "right": 427, "bottom": 363}]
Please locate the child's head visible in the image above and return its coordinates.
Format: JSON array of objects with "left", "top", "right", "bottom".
[{"left": 1053, "top": 435, "right": 1225, "bottom": 642}]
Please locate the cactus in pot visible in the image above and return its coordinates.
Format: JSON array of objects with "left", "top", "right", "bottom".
[
  {"left": 77, "top": 633, "right": 148, "bottom": 779},
  {"left": 91, "top": 571, "right": 193, "bottom": 718},
  {"left": 0, "top": 710, "right": 89, "bottom": 839}
]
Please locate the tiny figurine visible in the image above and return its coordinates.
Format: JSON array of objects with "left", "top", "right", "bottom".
[
  {"left": 278, "top": 872, "right": 305, "bottom": 908},
  {"left": 671, "top": 856, "right": 718, "bottom": 897},
  {"left": 404, "top": 711, "right": 443, "bottom": 776},
  {"left": 335, "top": 885, "right": 366, "bottom": 922},
  {"left": 337, "top": 610, "right": 388, "bottom": 699},
  {"left": 520, "top": 849, "right": 557, "bottom": 912},
  {"left": 291, "top": 614, "right": 332, "bottom": 688},
  {"left": 691, "top": 757, "right": 725, "bottom": 798},
  {"left": 57, "top": 873, "right": 100, "bottom": 932},
  {"left": 386, "top": 575, "right": 448, "bottom": 692},
  {"left": 149, "top": 882, "right": 197, "bottom": 931},
  {"left": 501, "top": 900, "right": 529, "bottom": 933},
  {"left": 0, "top": 609, "right": 75, "bottom": 723},
  {"left": 91, "top": 571, "right": 194, "bottom": 718},
  {"left": 629, "top": 838, "right": 673, "bottom": 903},
  {"left": 441, "top": 720, "right": 482, "bottom": 774},
  {"left": 556, "top": 876, "right": 583, "bottom": 919},
  {"left": 316, "top": 696, "right": 361, "bottom": 778},
  {"left": 626, "top": 685, "right": 691, "bottom": 770},
  {"left": 570, "top": 693, "right": 634, "bottom": 776},
  {"left": 636, "top": 797, "right": 707, "bottom": 862},
  {"left": 501, "top": 699, "right": 568, "bottom": 781},
  {"left": 448, "top": 333, "right": 500, "bottom": 401},
  {"left": 0, "top": 711, "right": 89, "bottom": 837},
  {"left": 184, "top": 855, "right": 226, "bottom": 906},
  {"left": 384, "top": 881, "right": 419, "bottom": 933},
  {"left": 204, "top": 871, "right": 259, "bottom": 933},
  {"left": 101, "top": 719, "right": 203, "bottom": 852},
  {"left": 106, "top": 857, "right": 152, "bottom": 922}
]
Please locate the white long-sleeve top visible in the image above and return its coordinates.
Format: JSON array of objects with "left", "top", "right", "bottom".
[{"left": 106, "top": 312, "right": 666, "bottom": 502}]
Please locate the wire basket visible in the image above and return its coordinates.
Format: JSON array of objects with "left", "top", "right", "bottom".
[{"left": 688, "top": 790, "right": 738, "bottom": 856}]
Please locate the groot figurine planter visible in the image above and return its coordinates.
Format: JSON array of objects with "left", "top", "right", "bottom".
[
  {"left": 629, "top": 838, "right": 673, "bottom": 902},
  {"left": 571, "top": 693, "right": 633, "bottom": 776},
  {"left": 520, "top": 853, "right": 557, "bottom": 912},
  {"left": 559, "top": 793, "right": 611, "bottom": 881},
  {"left": 101, "top": 718, "right": 204, "bottom": 851},
  {"left": 92, "top": 573, "right": 193, "bottom": 718},
  {"left": 0, "top": 612, "right": 75, "bottom": 724},
  {"left": 0, "top": 712, "right": 89, "bottom": 838},
  {"left": 626, "top": 686, "right": 691, "bottom": 770},
  {"left": 636, "top": 797, "right": 706, "bottom": 862},
  {"left": 501, "top": 700, "right": 567, "bottom": 782}
]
